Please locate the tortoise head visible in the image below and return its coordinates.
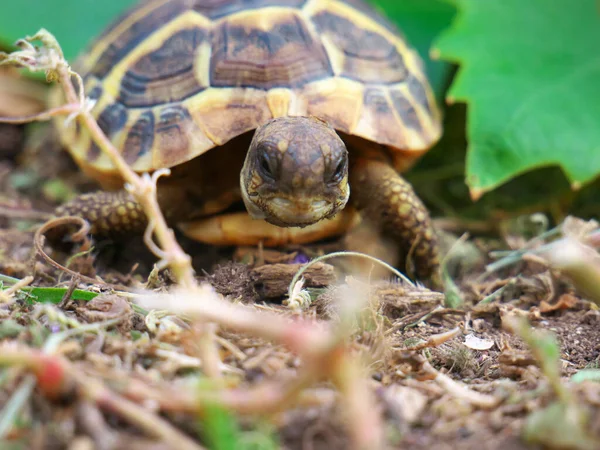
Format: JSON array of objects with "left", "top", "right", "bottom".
[{"left": 240, "top": 116, "right": 350, "bottom": 228}]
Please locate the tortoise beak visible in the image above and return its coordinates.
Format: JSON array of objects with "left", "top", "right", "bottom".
[{"left": 265, "top": 197, "right": 333, "bottom": 227}]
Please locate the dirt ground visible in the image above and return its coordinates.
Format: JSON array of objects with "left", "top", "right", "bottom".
[{"left": 1, "top": 118, "right": 600, "bottom": 450}]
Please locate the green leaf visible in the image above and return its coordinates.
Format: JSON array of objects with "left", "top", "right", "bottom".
[
  {"left": 0, "top": 320, "right": 25, "bottom": 339},
  {"left": 200, "top": 403, "right": 280, "bottom": 450},
  {"left": 0, "top": 0, "right": 137, "bottom": 60},
  {"left": 1, "top": 275, "right": 98, "bottom": 303},
  {"left": 571, "top": 369, "right": 600, "bottom": 384},
  {"left": 434, "top": 0, "right": 600, "bottom": 198},
  {"left": 441, "top": 267, "right": 463, "bottom": 308},
  {"left": 370, "top": 0, "right": 456, "bottom": 97},
  {"left": 198, "top": 378, "right": 279, "bottom": 450},
  {"left": 201, "top": 404, "right": 240, "bottom": 450},
  {"left": 21, "top": 287, "right": 98, "bottom": 304}
]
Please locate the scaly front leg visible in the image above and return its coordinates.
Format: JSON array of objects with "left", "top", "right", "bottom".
[
  {"left": 349, "top": 157, "right": 440, "bottom": 285},
  {"left": 55, "top": 191, "right": 147, "bottom": 236}
]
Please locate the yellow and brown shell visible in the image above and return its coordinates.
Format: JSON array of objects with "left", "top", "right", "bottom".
[{"left": 55, "top": 0, "right": 442, "bottom": 186}]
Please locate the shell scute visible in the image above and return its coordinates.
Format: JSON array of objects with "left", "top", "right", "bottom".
[
  {"left": 339, "top": 0, "right": 400, "bottom": 34},
  {"left": 122, "top": 111, "right": 155, "bottom": 165},
  {"left": 120, "top": 27, "right": 208, "bottom": 107},
  {"left": 357, "top": 87, "right": 407, "bottom": 147},
  {"left": 90, "top": 1, "right": 189, "bottom": 78},
  {"left": 211, "top": 11, "right": 332, "bottom": 89},
  {"left": 97, "top": 103, "right": 128, "bottom": 138},
  {"left": 406, "top": 75, "right": 434, "bottom": 116},
  {"left": 86, "top": 103, "right": 129, "bottom": 163},
  {"left": 312, "top": 10, "right": 407, "bottom": 84},
  {"left": 303, "top": 79, "right": 363, "bottom": 133},
  {"left": 193, "top": 0, "right": 308, "bottom": 19},
  {"left": 389, "top": 88, "right": 422, "bottom": 135},
  {"left": 186, "top": 89, "right": 272, "bottom": 146},
  {"left": 152, "top": 104, "right": 201, "bottom": 167}
]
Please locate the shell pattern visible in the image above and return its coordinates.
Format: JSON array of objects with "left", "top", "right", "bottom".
[{"left": 56, "top": 0, "right": 442, "bottom": 180}]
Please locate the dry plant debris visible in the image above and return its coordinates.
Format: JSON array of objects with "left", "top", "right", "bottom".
[{"left": 0, "top": 30, "right": 599, "bottom": 450}]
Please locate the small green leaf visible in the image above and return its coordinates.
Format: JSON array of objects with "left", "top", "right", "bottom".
[
  {"left": 22, "top": 287, "right": 98, "bottom": 304},
  {"left": 434, "top": 0, "right": 600, "bottom": 197},
  {"left": 571, "top": 369, "right": 600, "bottom": 384},
  {"left": 198, "top": 379, "right": 279, "bottom": 450},
  {"left": 441, "top": 268, "right": 463, "bottom": 308},
  {"left": 1, "top": 275, "right": 99, "bottom": 304},
  {"left": 0, "top": 320, "right": 25, "bottom": 339},
  {"left": 523, "top": 402, "right": 599, "bottom": 450},
  {"left": 41, "top": 179, "right": 76, "bottom": 203},
  {"left": 9, "top": 170, "right": 40, "bottom": 191},
  {"left": 201, "top": 404, "right": 241, "bottom": 450},
  {"left": 29, "top": 324, "right": 49, "bottom": 348}
]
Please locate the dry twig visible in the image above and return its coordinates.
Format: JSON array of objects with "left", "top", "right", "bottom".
[
  {"left": 0, "top": 275, "right": 33, "bottom": 303},
  {"left": 138, "top": 285, "right": 385, "bottom": 449},
  {"left": 0, "top": 29, "right": 195, "bottom": 288},
  {"left": 0, "top": 347, "right": 204, "bottom": 450}
]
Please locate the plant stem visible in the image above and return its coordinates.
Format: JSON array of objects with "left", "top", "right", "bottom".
[{"left": 53, "top": 64, "right": 195, "bottom": 289}]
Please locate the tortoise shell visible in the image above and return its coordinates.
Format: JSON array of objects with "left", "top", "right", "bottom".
[{"left": 55, "top": 0, "right": 441, "bottom": 185}]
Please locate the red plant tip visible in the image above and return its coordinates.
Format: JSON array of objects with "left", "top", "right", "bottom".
[
  {"left": 34, "top": 355, "right": 69, "bottom": 399},
  {"left": 281, "top": 321, "right": 330, "bottom": 355}
]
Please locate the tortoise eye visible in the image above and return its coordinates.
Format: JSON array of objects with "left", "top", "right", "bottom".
[
  {"left": 329, "top": 159, "right": 346, "bottom": 184},
  {"left": 258, "top": 152, "right": 275, "bottom": 181}
]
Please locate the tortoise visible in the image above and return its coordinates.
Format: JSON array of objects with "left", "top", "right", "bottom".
[{"left": 52, "top": 0, "right": 443, "bottom": 282}]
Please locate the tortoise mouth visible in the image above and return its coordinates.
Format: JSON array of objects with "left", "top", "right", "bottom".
[{"left": 263, "top": 197, "right": 336, "bottom": 227}]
